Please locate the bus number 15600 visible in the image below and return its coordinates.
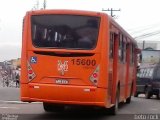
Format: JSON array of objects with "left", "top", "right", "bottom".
[{"left": 71, "top": 59, "right": 96, "bottom": 66}]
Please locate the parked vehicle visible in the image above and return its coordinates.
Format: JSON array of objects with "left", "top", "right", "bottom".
[{"left": 135, "top": 63, "right": 160, "bottom": 99}]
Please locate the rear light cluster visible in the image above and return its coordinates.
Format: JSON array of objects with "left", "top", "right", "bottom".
[
  {"left": 27, "top": 62, "right": 36, "bottom": 81},
  {"left": 90, "top": 65, "right": 99, "bottom": 86}
]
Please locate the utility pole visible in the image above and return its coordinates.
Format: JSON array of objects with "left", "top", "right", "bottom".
[
  {"left": 142, "top": 40, "right": 145, "bottom": 50},
  {"left": 43, "top": 0, "right": 46, "bottom": 9},
  {"left": 36, "top": 0, "right": 39, "bottom": 10},
  {"left": 102, "top": 8, "right": 121, "bottom": 17},
  {"left": 32, "top": 0, "right": 39, "bottom": 10}
]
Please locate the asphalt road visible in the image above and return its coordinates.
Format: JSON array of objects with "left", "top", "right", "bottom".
[{"left": 0, "top": 87, "right": 160, "bottom": 120}]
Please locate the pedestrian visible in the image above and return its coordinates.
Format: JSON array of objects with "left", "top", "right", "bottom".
[{"left": 15, "top": 73, "right": 20, "bottom": 88}]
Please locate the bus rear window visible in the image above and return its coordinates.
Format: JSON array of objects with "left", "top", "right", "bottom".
[{"left": 31, "top": 15, "right": 100, "bottom": 49}]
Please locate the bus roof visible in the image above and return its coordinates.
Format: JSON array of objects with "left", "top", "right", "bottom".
[{"left": 27, "top": 9, "right": 104, "bottom": 17}]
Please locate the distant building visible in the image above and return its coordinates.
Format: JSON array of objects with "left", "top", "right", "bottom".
[
  {"left": 0, "top": 58, "right": 21, "bottom": 80},
  {"left": 10, "top": 58, "right": 21, "bottom": 69},
  {"left": 137, "top": 41, "right": 160, "bottom": 50},
  {"left": 0, "top": 62, "right": 4, "bottom": 71}
]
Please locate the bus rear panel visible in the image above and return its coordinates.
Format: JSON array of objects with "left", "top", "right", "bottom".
[{"left": 21, "top": 10, "right": 108, "bottom": 107}]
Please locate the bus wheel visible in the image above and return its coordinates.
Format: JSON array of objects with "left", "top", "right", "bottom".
[
  {"left": 145, "top": 88, "right": 151, "bottom": 99},
  {"left": 43, "top": 102, "right": 64, "bottom": 112},
  {"left": 126, "top": 84, "right": 133, "bottom": 104},
  {"left": 126, "top": 96, "right": 131, "bottom": 104},
  {"left": 109, "top": 89, "right": 119, "bottom": 115}
]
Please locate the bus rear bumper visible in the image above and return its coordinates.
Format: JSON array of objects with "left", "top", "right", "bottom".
[{"left": 21, "top": 83, "right": 108, "bottom": 107}]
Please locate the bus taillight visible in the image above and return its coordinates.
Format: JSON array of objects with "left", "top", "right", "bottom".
[
  {"left": 90, "top": 66, "right": 99, "bottom": 86},
  {"left": 27, "top": 62, "right": 36, "bottom": 81}
]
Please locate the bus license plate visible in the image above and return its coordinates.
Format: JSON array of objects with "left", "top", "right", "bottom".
[{"left": 55, "top": 79, "right": 69, "bottom": 84}]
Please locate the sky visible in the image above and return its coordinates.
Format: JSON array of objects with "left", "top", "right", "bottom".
[{"left": 0, "top": 0, "right": 160, "bottom": 61}]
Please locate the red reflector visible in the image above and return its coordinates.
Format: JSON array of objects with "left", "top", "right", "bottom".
[
  {"left": 93, "top": 73, "right": 98, "bottom": 78},
  {"left": 28, "top": 70, "right": 33, "bottom": 74},
  {"left": 29, "top": 85, "right": 34, "bottom": 88},
  {"left": 29, "top": 76, "right": 32, "bottom": 79}
]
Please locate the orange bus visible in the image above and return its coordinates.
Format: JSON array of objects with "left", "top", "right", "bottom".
[{"left": 21, "top": 9, "right": 139, "bottom": 115}]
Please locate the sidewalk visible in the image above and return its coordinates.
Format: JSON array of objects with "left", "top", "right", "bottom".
[{"left": 0, "top": 77, "right": 19, "bottom": 88}]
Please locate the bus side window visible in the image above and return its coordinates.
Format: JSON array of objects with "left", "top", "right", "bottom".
[
  {"left": 118, "top": 34, "right": 122, "bottom": 61},
  {"left": 109, "top": 32, "right": 114, "bottom": 58},
  {"left": 133, "top": 44, "right": 135, "bottom": 64},
  {"left": 123, "top": 36, "right": 126, "bottom": 63},
  {"left": 130, "top": 43, "right": 134, "bottom": 65},
  {"left": 119, "top": 34, "right": 123, "bottom": 62},
  {"left": 119, "top": 34, "right": 126, "bottom": 63}
]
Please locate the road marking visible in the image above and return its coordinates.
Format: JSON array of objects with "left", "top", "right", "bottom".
[
  {"left": 150, "top": 108, "right": 159, "bottom": 111},
  {"left": 0, "top": 100, "right": 42, "bottom": 104},
  {"left": 0, "top": 106, "right": 19, "bottom": 109},
  {"left": 0, "top": 100, "right": 28, "bottom": 104}
]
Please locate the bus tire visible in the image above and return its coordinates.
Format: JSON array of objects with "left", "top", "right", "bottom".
[
  {"left": 126, "top": 96, "right": 131, "bottom": 104},
  {"left": 126, "top": 84, "right": 133, "bottom": 104},
  {"left": 109, "top": 88, "right": 119, "bottom": 115},
  {"left": 156, "top": 94, "right": 160, "bottom": 99},
  {"left": 43, "top": 102, "right": 64, "bottom": 112}
]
